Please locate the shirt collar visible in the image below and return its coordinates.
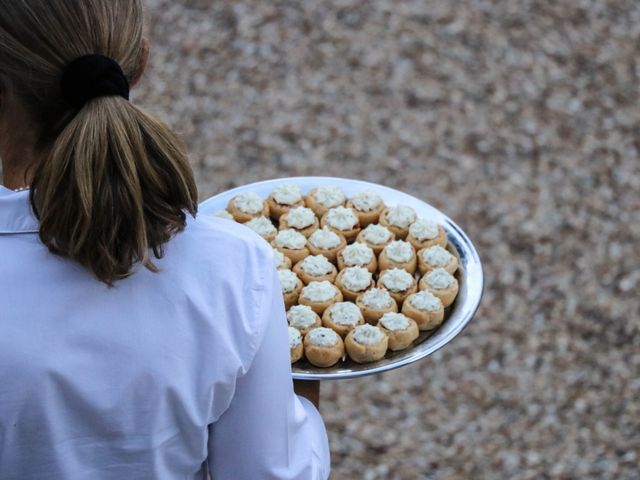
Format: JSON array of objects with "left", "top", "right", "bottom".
[{"left": 0, "top": 185, "right": 40, "bottom": 234}]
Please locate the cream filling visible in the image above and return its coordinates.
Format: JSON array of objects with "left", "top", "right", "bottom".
[
  {"left": 425, "top": 268, "right": 455, "bottom": 290},
  {"left": 275, "top": 229, "right": 307, "bottom": 250},
  {"left": 341, "top": 267, "right": 372, "bottom": 292},
  {"left": 288, "top": 326, "right": 302, "bottom": 348},
  {"left": 325, "top": 206, "right": 358, "bottom": 231},
  {"left": 212, "top": 210, "right": 234, "bottom": 220},
  {"left": 245, "top": 216, "right": 276, "bottom": 237},
  {"left": 301, "top": 281, "right": 337, "bottom": 302},
  {"left": 410, "top": 291, "right": 443, "bottom": 311},
  {"left": 313, "top": 186, "right": 345, "bottom": 208},
  {"left": 380, "top": 312, "right": 411, "bottom": 331},
  {"left": 386, "top": 205, "right": 417, "bottom": 228},
  {"left": 307, "top": 327, "right": 340, "bottom": 347},
  {"left": 273, "top": 249, "right": 287, "bottom": 269},
  {"left": 362, "top": 224, "right": 392, "bottom": 245},
  {"left": 273, "top": 184, "right": 303, "bottom": 205},
  {"left": 287, "top": 305, "right": 318, "bottom": 329},
  {"left": 351, "top": 189, "right": 382, "bottom": 212},
  {"left": 309, "top": 227, "right": 342, "bottom": 250},
  {"left": 233, "top": 192, "right": 265, "bottom": 214},
  {"left": 278, "top": 269, "right": 299, "bottom": 294},
  {"left": 329, "top": 302, "right": 362, "bottom": 326},
  {"left": 410, "top": 218, "right": 439, "bottom": 240},
  {"left": 342, "top": 243, "right": 374, "bottom": 267},
  {"left": 422, "top": 245, "right": 453, "bottom": 267},
  {"left": 361, "top": 288, "right": 394, "bottom": 310},
  {"left": 285, "top": 207, "right": 315, "bottom": 229},
  {"left": 385, "top": 240, "right": 414, "bottom": 263},
  {"left": 380, "top": 268, "right": 413, "bottom": 292},
  {"left": 352, "top": 324, "right": 385, "bottom": 345},
  {"left": 300, "top": 255, "right": 334, "bottom": 276}
]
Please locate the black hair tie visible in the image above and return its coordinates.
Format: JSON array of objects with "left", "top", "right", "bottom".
[{"left": 60, "top": 54, "right": 130, "bottom": 109}]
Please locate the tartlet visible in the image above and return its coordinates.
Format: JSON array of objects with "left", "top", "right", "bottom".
[
  {"left": 417, "top": 245, "right": 459, "bottom": 275},
  {"left": 419, "top": 268, "right": 459, "bottom": 308},
  {"left": 344, "top": 324, "right": 389, "bottom": 363},
  {"left": 272, "top": 229, "right": 310, "bottom": 265},
  {"left": 406, "top": 218, "right": 448, "bottom": 251},
  {"left": 377, "top": 268, "right": 418, "bottom": 306},
  {"left": 345, "top": 189, "right": 385, "bottom": 227},
  {"left": 288, "top": 326, "right": 304, "bottom": 363},
  {"left": 320, "top": 206, "right": 361, "bottom": 242},
  {"left": 278, "top": 206, "right": 320, "bottom": 238},
  {"left": 336, "top": 242, "right": 377, "bottom": 274},
  {"left": 293, "top": 254, "right": 338, "bottom": 285},
  {"left": 378, "top": 240, "right": 417, "bottom": 274},
  {"left": 355, "top": 288, "right": 398, "bottom": 325},
  {"left": 356, "top": 224, "right": 395, "bottom": 255},
  {"left": 278, "top": 269, "right": 303, "bottom": 310},
  {"left": 244, "top": 216, "right": 277, "bottom": 243},
  {"left": 267, "top": 183, "right": 305, "bottom": 221},
  {"left": 273, "top": 248, "right": 292, "bottom": 270},
  {"left": 305, "top": 186, "right": 346, "bottom": 218},
  {"left": 227, "top": 191, "right": 270, "bottom": 223},
  {"left": 287, "top": 304, "right": 322, "bottom": 335},
  {"left": 321, "top": 301, "right": 364, "bottom": 337},
  {"left": 334, "top": 266, "right": 375, "bottom": 302},
  {"left": 402, "top": 291, "right": 445, "bottom": 331},
  {"left": 303, "top": 327, "right": 345, "bottom": 367},
  {"left": 379, "top": 205, "right": 417, "bottom": 240},
  {"left": 307, "top": 227, "right": 347, "bottom": 264},
  {"left": 377, "top": 312, "right": 419, "bottom": 351},
  {"left": 298, "top": 280, "right": 343, "bottom": 315}
]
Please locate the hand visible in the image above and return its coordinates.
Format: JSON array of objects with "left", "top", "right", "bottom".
[{"left": 293, "top": 380, "right": 320, "bottom": 409}]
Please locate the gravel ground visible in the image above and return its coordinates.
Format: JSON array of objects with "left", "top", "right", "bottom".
[{"left": 142, "top": 1, "right": 640, "bottom": 478}]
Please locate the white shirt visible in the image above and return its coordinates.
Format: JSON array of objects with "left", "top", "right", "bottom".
[{"left": 0, "top": 185, "right": 329, "bottom": 479}]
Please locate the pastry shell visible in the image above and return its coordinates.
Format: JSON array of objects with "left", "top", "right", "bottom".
[
  {"left": 407, "top": 225, "right": 448, "bottom": 251},
  {"left": 275, "top": 254, "right": 293, "bottom": 270},
  {"left": 290, "top": 341, "right": 304, "bottom": 363},
  {"left": 345, "top": 199, "right": 385, "bottom": 227},
  {"left": 355, "top": 229, "right": 395, "bottom": 256},
  {"left": 418, "top": 275, "right": 459, "bottom": 308},
  {"left": 320, "top": 212, "right": 361, "bottom": 243},
  {"left": 298, "top": 285, "right": 344, "bottom": 316},
  {"left": 283, "top": 277, "right": 304, "bottom": 310},
  {"left": 334, "top": 269, "right": 375, "bottom": 302},
  {"left": 355, "top": 292, "right": 398, "bottom": 325},
  {"left": 344, "top": 327, "right": 388, "bottom": 363},
  {"left": 303, "top": 332, "right": 345, "bottom": 367},
  {"left": 336, "top": 247, "right": 378, "bottom": 274},
  {"left": 293, "top": 259, "right": 338, "bottom": 285},
  {"left": 376, "top": 271, "right": 418, "bottom": 307},
  {"left": 321, "top": 303, "right": 364, "bottom": 337},
  {"left": 378, "top": 208, "right": 412, "bottom": 240},
  {"left": 278, "top": 214, "right": 320, "bottom": 238},
  {"left": 307, "top": 232, "right": 347, "bottom": 265},
  {"left": 226, "top": 197, "right": 270, "bottom": 223},
  {"left": 378, "top": 244, "right": 417, "bottom": 274},
  {"left": 267, "top": 194, "right": 305, "bottom": 222},
  {"left": 377, "top": 316, "right": 419, "bottom": 351},
  {"left": 305, "top": 188, "right": 346, "bottom": 218},
  {"left": 417, "top": 247, "right": 459, "bottom": 275},
  {"left": 271, "top": 242, "right": 310, "bottom": 265},
  {"left": 287, "top": 308, "right": 322, "bottom": 336},
  {"left": 401, "top": 293, "right": 445, "bottom": 331}
]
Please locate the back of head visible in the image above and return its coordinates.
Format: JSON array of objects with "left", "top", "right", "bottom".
[{"left": 0, "top": 0, "right": 198, "bottom": 287}]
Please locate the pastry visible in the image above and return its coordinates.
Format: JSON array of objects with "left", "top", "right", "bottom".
[
  {"left": 418, "top": 268, "right": 459, "bottom": 307},
  {"left": 244, "top": 216, "right": 277, "bottom": 243},
  {"left": 337, "top": 242, "right": 377, "bottom": 274},
  {"left": 273, "top": 248, "right": 292, "bottom": 270},
  {"left": 345, "top": 189, "right": 385, "bottom": 227},
  {"left": 321, "top": 301, "right": 364, "bottom": 337},
  {"left": 298, "top": 280, "right": 343, "bottom": 315},
  {"left": 287, "top": 304, "right": 322, "bottom": 335},
  {"left": 402, "top": 291, "right": 445, "bottom": 331},
  {"left": 320, "top": 206, "right": 361, "bottom": 242},
  {"left": 227, "top": 191, "right": 270, "bottom": 223},
  {"left": 267, "top": 183, "right": 305, "bottom": 221},
  {"left": 378, "top": 240, "right": 417, "bottom": 274},
  {"left": 355, "top": 288, "right": 398, "bottom": 325},
  {"left": 417, "top": 245, "right": 459, "bottom": 275},
  {"left": 307, "top": 227, "right": 347, "bottom": 264},
  {"left": 210, "top": 210, "right": 234, "bottom": 220},
  {"left": 293, "top": 254, "right": 338, "bottom": 285},
  {"left": 278, "top": 269, "right": 303, "bottom": 310},
  {"left": 356, "top": 224, "right": 395, "bottom": 255},
  {"left": 288, "top": 326, "right": 304, "bottom": 363},
  {"left": 303, "top": 327, "right": 345, "bottom": 367},
  {"left": 379, "top": 205, "right": 417, "bottom": 240},
  {"left": 377, "top": 268, "right": 417, "bottom": 306},
  {"left": 278, "top": 206, "right": 319, "bottom": 238},
  {"left": 377, "top": 312, "right": 419, "bottom": 351},
  {"left": 334, "top": 266, "right": 374, "bottom": 302},
  {"left": 272, "top": 229, "right": 309, "bottom": 264},
  {"left": 305, "top": 186, "right": 346, "bottom": 218},
  {"left": 406, "top": 218, "right": 447, "bottom": 251},
  {"left": 344, "top": 324, "right": 388, "bottom": 363}
]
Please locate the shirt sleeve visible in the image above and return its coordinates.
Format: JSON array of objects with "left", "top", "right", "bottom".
[{"left": 207, "top": 257, "right": 331, "bottom": 480}]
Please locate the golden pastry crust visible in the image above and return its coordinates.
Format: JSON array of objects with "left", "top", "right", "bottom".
[
  {"left": 378, "top": 244, "right": 417, "bottom": 274},
  {"left": 377, "top": 315, "right": 419, "bottom": 351},
  {"left": 401, "top": 293, "right": 445, "bottom": 331},
  {"left": 355, "top": 229, "right": 396, "bottom": 256},
  {"left": 320, "top": 212, "right": 361, "bottom": 243},
  {"left": 278, "top": 215, "right": 320, "bottom": 238},
  {"left": 271, "top": 242, "right": 310, "bottom": 265},
  {"left": 283, "top": 278, "right": 304, "bottom": 310},
  {"left": 303, "top": 331, "right": 345, "bottom": 367},
  {"left": 417, "top": 246, "right": 459, "bottom": 275},
  {"left": 377, "top": 271, "right": 418, "bottom": 307},
  {"left": 378, "top": 208, "right": 411, "bottom": 240},
  {"left": 267, "top": 194, "right": 305, "bottom": 222},
  {"left": 345, "top": 199, "right": 385, "bottom": 227},
  {"left": 290, "top": 341, "right": 304, "bottom": 363},
  {"left": 336, "top": 247, "right": 378, "bottom": 274},
  {"left": 305, "top": 188, "right": 346, "bottom": 218},
  {"left": 355, "top": 292, "right": 398, "bottom": 325},
  {"left": 287, "top": 307, "right": 322, "bottom": 335},
  {"left": 334, "top": 269, "right": 375, "bottom": 302},
  {"left": 293, "top": 259, "right": 338, "bottom": 285},
  {"left": 407, "top": 225, "right": 448, "bottom": 251},
  {"left": 321, "top": 303, "right": 364, "bottom": 337},
  {"left": 298, "top": 286, "right": 343, "bottom": 315},
  {"left": 418, "top": 275, "right": 459, "bottom": 308},
  {"left": 307, "top": 232, "right": 347, "bottom": 265},
  {"left": 226, "top": 196, "right": 270, "bottom": 223},
  {"left": 344, "top": 327, "right": 388, "bottom": 363}
]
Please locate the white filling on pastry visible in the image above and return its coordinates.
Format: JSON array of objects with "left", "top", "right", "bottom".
[
  {"left": 313, "top": 186, "right": 345, "bottom": 208},
  {"left": 301, "top": 281, "right": 337, "bottom": 302},
  {"left": 425, "top": 268, "right": 455, "bottom": 290},
  {"left": 421, "top": 245, "right": 453, "bottom": 267},
  {"left": 409, "top": 291, "right": 443, "bottom": 312},
  {"left": 329, "top": 302, "right": 362, "bottom": 326},
  {"left": 361, "top": 224, "right": 392, "bottom": 245},
  {"left": 386, "top": 205, "right": 417, "bottom": 228},
  {"left": 309, "top": 227, "right": 342, "bottom": 250},
  {"left": 288, "top": 326, "right": 302, "bottom": 348},
  {"left": 273, "top": 249, "right": 287, "bottom": 269},
  {"left": 385, "top": 240, "right": 414, "bottom": 263},
  {"left": 352, "top": 324, "right": 385, "bottom": 345},
  {"left": 232, "top": 192, "right": 265, "bottom": 214},
  {"left": 341, "top": 243, "right": 374, "bottom": 267},
  {"left": 325, "top": 206, "right": 359, "bottom": 231},
  {"left": 351, "top": 189, "right": 382, "bottom": 212},
  {"left": 212, "top": 210, "right": 234, "bottom": 220},
  {"left": 341, "top": 267, "right": 372, "bottom": 292},
  {"left": 307, "top": 327, "right": 340, "bottom": 347},
  {"left": 379, "top": 312, "right": 411, "bottom": 331},
  {"left": 361, "top": 288, "right": 394, "bottom": 310},
  {"left": 275, "top": 229, "right": 307, "bottom": 250},
  {"left": 245, "top": 216, "right": 276, "bottom": 237},
  {"left": 278, "top": 269, "right": 299, "bottom": 294},
  {"left": 300, "top": 255, "right": 333, "bottom": 276},
  {"left": 287, "top": 305, "right": 318, "bottom": 329},
  {"left": 284, "top": 207, "right": 315, "bottom": 229},
  {"left": 272, "top": 184, "right": 303, "bottom": 205},
  {"left": 380, "top": 268, "right": 414, "bottom": 292},
  {"left": 410, "top": 218, "right": 439, "bottom": 240}
]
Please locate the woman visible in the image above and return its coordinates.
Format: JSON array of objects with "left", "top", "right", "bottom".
[{"left": 0, "top": 1, "right": 329, "bottom": 479}]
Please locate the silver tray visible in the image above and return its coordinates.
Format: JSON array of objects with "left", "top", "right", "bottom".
[{"left": 199, "top": 177, "right": 483, "bottom": 380}]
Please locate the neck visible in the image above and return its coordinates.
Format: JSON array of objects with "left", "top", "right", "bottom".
[{"left": 1, "top": 148, "right": 36, "bottom": 191}]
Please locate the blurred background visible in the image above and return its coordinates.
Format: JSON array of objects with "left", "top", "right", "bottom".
[{"left": 138, "top": 1, "right": 639, "bottom": 478}]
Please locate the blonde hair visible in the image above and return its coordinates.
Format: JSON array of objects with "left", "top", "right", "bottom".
[{"left": 0, "top": 0, "right": 198, "bottom": 287}]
